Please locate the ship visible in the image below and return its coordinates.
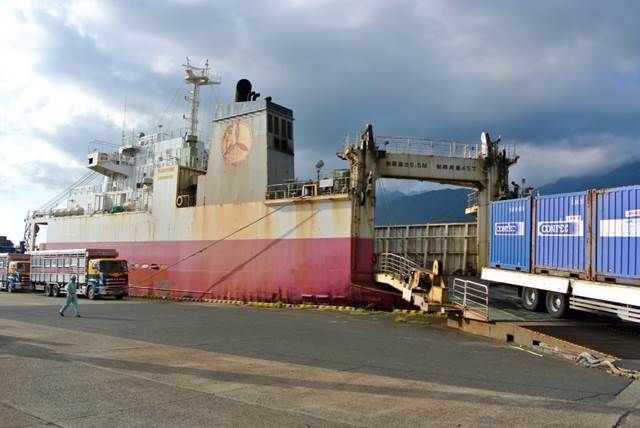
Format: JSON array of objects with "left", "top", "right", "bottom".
[{"left": 24, "top": 61, "right": 400, "bottom": 308}]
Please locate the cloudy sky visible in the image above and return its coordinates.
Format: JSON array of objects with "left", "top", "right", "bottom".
[{"left": 1, "top": 1, "right": 639, "bottom": 243}]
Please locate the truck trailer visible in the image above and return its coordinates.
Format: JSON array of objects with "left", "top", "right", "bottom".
[
  {"left": 482, "top": 185, "right": 640, "bottom": 323},
  {"left": 0, "top": 253, "right": 31, "bottom": 292},
  {"left": 30, "top": 249, "right": 129, "bottom": 300}
]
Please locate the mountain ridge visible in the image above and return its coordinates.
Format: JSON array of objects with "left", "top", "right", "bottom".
[{"left": 376, "top": 159, "right": 640, "bottom": 225}]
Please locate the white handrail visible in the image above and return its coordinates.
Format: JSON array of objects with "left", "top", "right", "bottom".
[{"left": 451, "top": 278, "right": 489, "bottom": 320}]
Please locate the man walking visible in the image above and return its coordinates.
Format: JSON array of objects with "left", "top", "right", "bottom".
[{"left": 59, "top": 275, "right": 81, "bottom": 317}]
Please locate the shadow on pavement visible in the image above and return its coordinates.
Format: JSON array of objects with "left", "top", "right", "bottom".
[{"left": 0, "top": 333, "right": 626, "bottom": 417}]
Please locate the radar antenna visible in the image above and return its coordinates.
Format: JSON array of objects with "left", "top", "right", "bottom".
[
  {"left": 183, "top": 58, "right": 221, "bottom": 138},
  {"left": 181, "top": 59, "right": 221, "bottom": 168}
]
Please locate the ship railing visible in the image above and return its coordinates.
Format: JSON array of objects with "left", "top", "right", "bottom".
[
  {"left": 466, "top": 191, "right": 478, "bottom": 209},
  {"left": 92, "top": 127, "right": 198, "bottom": 148},
  {"left": 376, "top": 253, "right": 420, "bottom": 281},
  {"left": 152, "top": 156, "right": 207, "bottom": 171},
  {"left": 26, "top": 210, "right": 49, "bottom": 220},
  {"left": 136, "top": 129, "right": 190, "bottom": 145},
  {"left": 90, "top": 151, "right": 137, "bottom": 166},
  {"left": 266, "top": 177, "right": 350, "bottom": 200},
  {"left": 376, "top": 136, "right": 482, "bottom": 159},
  {"left": 450, "top": 278, "right": 489, "bottom": 321},
  {"left": 341, "top": 132, "right": 360, "bottom": 152}
]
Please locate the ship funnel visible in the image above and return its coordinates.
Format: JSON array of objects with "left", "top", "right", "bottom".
[{"left": 235, "top": 79, "right": 252, "bottom": 102}]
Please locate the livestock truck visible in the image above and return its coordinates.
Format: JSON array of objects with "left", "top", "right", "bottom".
[
  {"left": 0, "top": 253, "right": 31, "bottom": 292},
  {"left": 482, "top": 185, "right": 640, "bottom": 323},
  {"left": 30, "top": 249, "right": 129, "bottom": 299}
]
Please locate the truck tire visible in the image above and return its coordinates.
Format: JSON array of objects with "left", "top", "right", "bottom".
[
  {"left": 87, "top": 286, "right": 96, "bottom": 300},
  {"left": 52, "top": 284, "right": 60, "bottom": 298},
  {"left": 545, "top": 292, "right": 568, "bottom": 318},
  {"left": 522, "top": 287, "right": 545, "bottom": 311},
  {"left": 114, "top": 294, "right": 124, "bottom": 300},
  {"left": 44, "top": 284, "right": 51, "bottom": 297}
]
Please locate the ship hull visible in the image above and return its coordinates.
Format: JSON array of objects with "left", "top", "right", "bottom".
[
  {"left": 44, "top": 180, "right": 398, "bottom": 307},
  {"left": 47, "top": 237, "right": 399, "bottom": 308}
]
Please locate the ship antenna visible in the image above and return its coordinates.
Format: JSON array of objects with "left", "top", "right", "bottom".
[
  {"left": 121, "top": 95, "right": 127, "bottom": 145},
  {"left": 181, "top": 58, "right": 221, "bottom": 167}
]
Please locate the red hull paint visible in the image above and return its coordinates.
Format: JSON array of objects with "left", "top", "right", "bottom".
[{"left": 47, "top": 237, "right": 400, "bottom": 308}]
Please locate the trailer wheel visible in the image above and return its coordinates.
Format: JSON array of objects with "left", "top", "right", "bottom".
[
  {"left": 545, "top": 292, "right": 568, "bottom": 318},
  {"left": 87, "top": 286, "right": 96, "bottom": 300},
  {"left": 115, "top": 295, "right": 124, "bottom": 300},
  {"left": 522, "top": 287, "right": 545, "bottom": 311},
  {"left": 44, "top": 284, "right": 51, "bottom": 297},
  {"left": 52, "top": 285, "right": 60, "bottom": 298}
]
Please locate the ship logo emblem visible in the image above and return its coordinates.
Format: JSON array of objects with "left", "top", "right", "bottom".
[{"left": 222, "top": 120, "right": 252, "bottom": 165}]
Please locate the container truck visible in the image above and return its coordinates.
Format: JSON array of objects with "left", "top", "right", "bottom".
[
  {"left": 30, "top": 249, "right": 129, "bottom": 300},
  {"left": 0, "top": 253, "right": 31, "bottom": 292},
  {"left": 482, "top": 185, "right": 640, "bottom": 323}
]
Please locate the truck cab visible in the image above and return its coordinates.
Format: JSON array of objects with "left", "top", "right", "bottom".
[
  {"left": 1, "top": 254, "right": 31, "bottom": 292},
  {"left": 7, "top": 260, "right": 31, "bottom": 292},
  {"left": 86, "top": 258, "right": 129, "bottom": 299}
]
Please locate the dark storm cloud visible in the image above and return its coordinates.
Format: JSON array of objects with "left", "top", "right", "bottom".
[
  {"left": 22, "top": 0, "right": 640, "bottom": 181},
  {"left": 24, "top": 161, "right": 85, "bottom": 192},
  {"left": 0, "top": 161, "right": 83, "bottom": 194},
  {"left": 31, "top": 112, "right": 121, "bottom": 169}
]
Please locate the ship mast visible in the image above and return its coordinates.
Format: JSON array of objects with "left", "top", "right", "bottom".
[{"left": 182, "top": 58, "right": 221, "bottom": 168}]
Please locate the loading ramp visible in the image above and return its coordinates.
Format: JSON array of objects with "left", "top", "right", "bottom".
[
  {"left": 375, "top": 258, "right": 640, "bottom": 362},
  {"left": 448, "top": 281, "right": 640, "bottom": 364},
  {"left": 374, "top": 252, "right": 640, "bottom": 369},
  {"left": 375, "top": 252, "right": 452, "bottom": 313}
]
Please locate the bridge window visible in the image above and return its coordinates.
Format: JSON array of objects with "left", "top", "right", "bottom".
[
  {"left": 449, "top": 165, "right": 454, "bottom": 170},
  {"left": 392, "top": 161, "right": 397, "bottom": 166},
  {"left": 456, "top": 165, "right": 460, "bottom": 170}
]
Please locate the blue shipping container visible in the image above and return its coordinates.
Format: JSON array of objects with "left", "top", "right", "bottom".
[
  {"left": 593, "top": 185, "right": 640, "bottom": 285},
  {"left": 534, "top": 191, "right": 589, "bottom": 277},
  {"left": 490, "top": 197, "right": 531, "bottom": 271}
]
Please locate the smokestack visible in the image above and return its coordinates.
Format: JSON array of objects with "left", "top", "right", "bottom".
[{"left": 235, "top": 79, "right": 252, "bottom": 102}]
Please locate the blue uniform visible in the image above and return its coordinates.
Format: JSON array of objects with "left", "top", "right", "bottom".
[{"left": 59, "top": 281, "right": 80, "bottom": 317}]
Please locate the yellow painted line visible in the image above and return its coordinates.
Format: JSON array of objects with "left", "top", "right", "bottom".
[{"left": 132, "top": 294, "right": 429, "bottom": 316}]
